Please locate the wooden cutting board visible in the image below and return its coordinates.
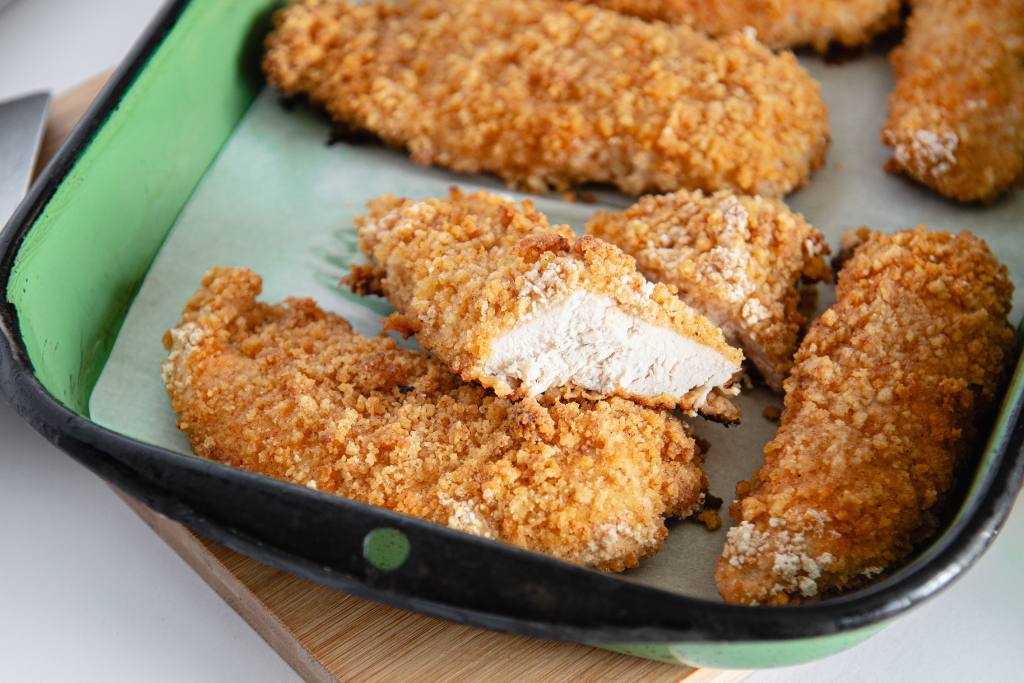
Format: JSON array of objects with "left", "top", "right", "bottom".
[{"left": 42, "top": 72, "right": 749, "bottom": 683}]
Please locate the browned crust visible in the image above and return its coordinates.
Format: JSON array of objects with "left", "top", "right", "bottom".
[
  {"left": 584, "top": 0, "right": 901, "bottom": 52},
  {"left": 883, "top": 0, "right": 1024, "bottom": 202},
  {"left": 263, "top": 0, "right": 829, "bottom": 197},
  {"left": 350, "top": 188, "right": 743, "bottom": 418},
  {"left": 162, "top": 267, "right": 709, "bottom": 571},
  {"left": 716, "top": 227, "right": 1016, "bottom": 604},
  {"left": 587, "top": 189, "right": 830, "bottom": 392}
]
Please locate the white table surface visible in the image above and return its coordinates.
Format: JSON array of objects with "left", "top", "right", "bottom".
[{"left": 1, "top": 1, "right": 1021, "bottom": 681}]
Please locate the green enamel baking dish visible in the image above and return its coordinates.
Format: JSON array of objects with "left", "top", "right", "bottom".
[{"left": 2, "top": 0, "right": 1023, "bottom": 669}]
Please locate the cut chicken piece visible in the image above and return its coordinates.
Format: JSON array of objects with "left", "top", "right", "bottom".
[
  {"left": 263, "top": 0, "right": 829, "bottom": 197},
  {"left": 162, "top": 267, "right": 709, "bottom": 571},
  {"left": 348, "top": 189, "right": 744, "bottom": 421},
  {"left": 579, "top": 0, "right": 901, "bottom": 53},
  {"left": 716, "top": 227, "right": 1016, "bottom": 604},
  {"left": 587, "top": 189, "right": 830, "bottom": 392}
]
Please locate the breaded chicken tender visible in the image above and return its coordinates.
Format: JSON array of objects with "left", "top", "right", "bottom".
[
  {"left": 587, "top": 190, "right": 830, "bottom": 392},
  {"left": 263, "top": 0, "right": 829, "bottom": 197},
  {"left": 580, "top": 0, "right": 901, "bottom": 52},
  {"left": 162, "top": 267, "right": 709, "bottom": 571},
  {"left": 883, "top": 0, "right": 1024, "bottom": 202},
  {"left": 716, "top": 227, "right": 1016, "bottom": 604},
  {"left": 348, "top": 189, "right": 744, "bottom": 421}
]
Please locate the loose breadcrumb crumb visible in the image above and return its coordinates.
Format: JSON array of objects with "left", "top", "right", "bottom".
[
  {"left": 587, "top": 189, "right": 830, "bottom": 392},
  {"left": 581, "top": 0, "right": 901, "bottom": 53},
  {"left": 162, "top": 267, "right": 709, "bottom": 572},
  {"left": 263, "top": 0, "right": 829, "bottom": 197},
  {"left": 716, "top": 227, "right": 1016, "bottom": 604},
  {"left": 883, "top": 0, "right": 1024, "bottom": 202},
  {"left": 350, "top": 189, "right": 743, "bottom": 420},
  {"left": 696, "top": 509, "right": 722, "bottom": 531}
]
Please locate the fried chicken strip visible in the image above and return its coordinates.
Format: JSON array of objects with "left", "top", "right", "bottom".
[
  {"left": 716, "top": 227, "right": 1016, "bottom": 604},
  {"left": 348, "top": 189, "right": 744, "bottom": 421},
  {"left": 580, "top": 0, "right": 901, "bottom": 52},
  {"left": 162, "top": 267, "right": 709, "bottom": 571},
  {"left": 263, "top": 0, "right": 829, "bottom": 197},
  {"left": 587, "top": 190, "right": 830, "bottom": 392},
  {"left": 883, "top": 0, "right": 1024, "bottom": 202}
]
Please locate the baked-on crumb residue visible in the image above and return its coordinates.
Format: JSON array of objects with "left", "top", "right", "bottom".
[
  {"left": 716, "top": 227, "right": 1016, "bottom": 604},
  {"left": 579, "top": 0, "right": 901, "bottom": 53},
  {"left": 587, "top": 189, "right": 830, "bottom": 392},
  {"left": 263, "top": 0, "right": 829, "bottom": 197},
  {"left": 883, "top": 0, "right": 1024, "bottom": 202},
  {"left": 162, "top": 267, "right": 709, "bottom": 572},
  {"left": 348, "top": 189, "right": 744, "bottom": 421}
]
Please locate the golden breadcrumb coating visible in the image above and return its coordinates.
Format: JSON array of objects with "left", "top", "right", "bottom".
[
  {"left": 263, "top": 0, "right": 829, "bottom": 197},
  {"left": 587, "top": 190, "right": 831, "bottom": 392},
  {"left": 162, "top": 267, "right": 708, "bottom": 571},
  {"left": 580, "top": 0, "right": 901, "bottom": 52},
  {"left": 716, "top": 227, "right": 1016, "bottom": 604},
  {"left": 883, "top": 0, "right": 1024, "bottom": 202},
  {"left": 348, "top": 189, "right": 743, "bottom": 420}
]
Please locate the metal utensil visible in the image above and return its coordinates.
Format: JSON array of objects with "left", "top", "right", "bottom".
[{"left": 0, "top": 91, "right": 51, "bottom": 226}]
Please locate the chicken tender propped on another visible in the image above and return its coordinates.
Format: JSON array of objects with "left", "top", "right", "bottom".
[
  {"left": 349, "top": 190, "right": 744, "bottom": 422},
  {"left": 716, "top": 227, "right": 1016, "bottom": 605},
  {"left": 883, "top": 0, "right": 1024, "bottom": 202},
  {"left": 263, "top": 0, "right": 829, "bottom": 197},
  {"left": 587, "top": 190, "right": 830, "bottom": 392},
  {"left": 162, "top": 268, "right": 709, "bottom": 571},
  {"left": 581, "top": 0, "right": 901, "bottom": 53}
]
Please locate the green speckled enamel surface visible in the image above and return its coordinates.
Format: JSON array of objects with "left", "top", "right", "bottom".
[
  {"left": 363, "top": 527, "right": 411, "bottom": 572},
  {"left": 6, "top": 0, "right": 278, "bottom": 413},
  {"left": 600, "top": 624, "right": 885, "bottom": 668}
]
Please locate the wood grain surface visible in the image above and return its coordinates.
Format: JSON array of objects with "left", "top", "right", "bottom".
[{"left": 44, "top": 70, "right": 748, "bottom": 683}]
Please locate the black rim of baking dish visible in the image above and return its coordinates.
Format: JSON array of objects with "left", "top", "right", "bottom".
[{"left": 1, "top": 0, "right": 1023, "bottom": 645}]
